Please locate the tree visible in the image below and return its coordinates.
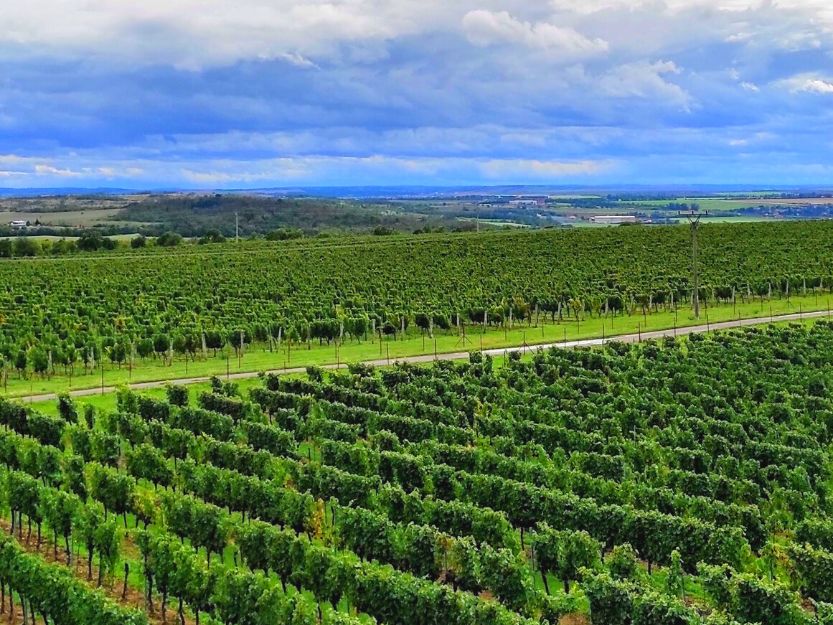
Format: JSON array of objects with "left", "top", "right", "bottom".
[
  {"left": 131, "top": 235, "right": 147, "bottom": 249},
  {"left": 29, "top": 347, "right": 49, "bottom": 377},
  {"left": 63, "top": 343, "right": 78, "bottom": 375},
  {"left": 12, "top": 238, "right": 39, "bottom": 257},
  {"left": 153, "top": 334, "right": 170, "bottom": 362},
  {"left": 109, "top": 341, "right": 127, "bottom": 368},
  {"left": 204, "top": 330, "right": 225, "bottom": 354},
  {"left": 51, "top": 238, "right": 76, "bottom": 255},
  {"left": 198, "top": 230, "right": 226, "bottom": 244},
  {"left": 265, "top": 228, "right": 303, "bottom": 241},
  {"left": 77, "top": 231, "right": 106, "bottom": 252},
  {"left": 156, "top": 232, "right": 182, "bottom": 247},
  {"left": 14, "top": 349, "right": 27, "bottom": 378},
  {"left": 136, "top": 337, "right": 154, "bottom": 360}
]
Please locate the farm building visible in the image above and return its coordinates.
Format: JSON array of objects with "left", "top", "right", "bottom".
[{"left": 590, "top": 215, "right": 639, "bottom": 225}]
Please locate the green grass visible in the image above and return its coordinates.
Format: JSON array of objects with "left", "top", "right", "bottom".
[
  {"left": 29, "top": 377, "right": 267, "bottom": 416},
  {"left": 668, "top": 216, "right": 774, "bottom": 224},
  {"left": 5, "top": 291, "right": 832, "bottom": 402}
]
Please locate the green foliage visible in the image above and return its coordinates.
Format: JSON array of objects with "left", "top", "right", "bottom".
[
  {"left": 94, "top": 515, "right": 121, "bottom": 583},
  {"left": 698, "top": 563, "right": 808, "bottom": 625},
  {"left": 155, "top": 231, "right": 182, "bottom": 247},
  {"left": 5, "top": 315, "right": 833, "bottom": 623},
  {"left": 0, "top": 532, "right": 146, "bottom": 624},
  {"left": 3, "top": 221, "right": 833, "bottom": 379},
  {"left": 787, "top": 543, "right": 833, "bottom": 603},
  {"left": 57, "top": 393, "right": 78, "bottom": 422},
  {"left": 606, "top": 543, "right": 641, "bottom": 580},
  {"left": 126, "top": 443, "right": 173, "bottom": 487},
  {"left": 532, "top": 524, "right": 601, "bottom": 594},
  {"left": 166, "top": 383, "right": 189, "bottom": 406},
  {"left": 664, "top": 550, "right": 685, "bottom": 598},
  {"left": 583, "top": 573, "right": 697, "bottom": 625}
]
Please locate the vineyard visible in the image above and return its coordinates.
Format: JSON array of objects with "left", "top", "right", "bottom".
[
  {"left": 1, "top": 222, "right": 833, "bottom": 387},
  {"left": 0, "top": 321, "right": 833, "bottom": 623}
]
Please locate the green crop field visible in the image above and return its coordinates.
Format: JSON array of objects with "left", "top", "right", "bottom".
[
  {"left": 0, "top": 221, "right": 833, "bottom": 395},
  {"left": 3, "top": 221, "right": 833, "bottom": 625},
  {"left": 3, "top": 321, "right": 833, "bottom": 624}
]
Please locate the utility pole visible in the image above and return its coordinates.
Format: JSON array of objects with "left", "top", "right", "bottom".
[
  {"left": 681, "top": 210, "right": 707, "bottom": 319},
  {"left": 235, "top": 212, "right": 239, "bottom": 243}
]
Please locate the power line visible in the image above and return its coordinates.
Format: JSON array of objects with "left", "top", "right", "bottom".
[{"left": 680, "top": 210, "right": 707, "bottom": 319}]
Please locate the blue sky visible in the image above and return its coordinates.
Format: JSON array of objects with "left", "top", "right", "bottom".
[{"left": 1, "top": 0, "right": 833, "bottom": 188}]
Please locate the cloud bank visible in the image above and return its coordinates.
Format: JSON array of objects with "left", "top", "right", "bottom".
[{"left": 1, "top": 0, "right": 832, "bottom": 186}]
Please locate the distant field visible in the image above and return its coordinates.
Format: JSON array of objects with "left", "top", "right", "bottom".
[
  {"left": 0, "top": 207, "right": 140, "bottom": 228},
  {"left": 617, "top": 196, "right": 833, "bottom": 211},
  {"left": 668, "top": 215, "right": 775, "bottom": 224},
  {"left": 0, "top": 195, "right": 137, "bottom": 213},
  {"left": 456, "top": 217, "right": 532, "bottom": 228},
  {"left": 748, "top": 197, "right": 833, "bottom": 205},
  {"left": 616, "top": 198, "right": 758, "bottom": 210},
  {"left": 0, "top": 232, "right": 140, "bottom": 242}
]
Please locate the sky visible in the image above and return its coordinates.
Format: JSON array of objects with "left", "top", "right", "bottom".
[{"left": 1, "top": 0, "right": 833, "bottom": 188}]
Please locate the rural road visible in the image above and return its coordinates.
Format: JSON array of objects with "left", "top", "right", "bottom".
[{"left": 16, "top": 308, "right": 831, "bottom": 404}]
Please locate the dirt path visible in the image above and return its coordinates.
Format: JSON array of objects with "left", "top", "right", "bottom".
[{"left": 15, "top": 308, "right": 831, "bottom": 404}]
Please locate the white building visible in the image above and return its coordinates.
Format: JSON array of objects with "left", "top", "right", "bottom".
[
  {"left": 590, "top": 215, "right": 639, "bottom": 225},
  {"left": 508, "top": 196, "right": 547, "bottom": 209},
  {"left": 8, "top": 220, "right": 28, "bottom": 230}
]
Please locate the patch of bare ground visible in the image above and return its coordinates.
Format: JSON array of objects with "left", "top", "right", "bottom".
[{"left": 559, "top": 613, "right": 590, "bottom": 625}]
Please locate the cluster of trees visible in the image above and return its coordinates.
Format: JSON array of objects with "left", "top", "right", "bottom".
[
  {"left": 117, "top": 194, "right": 456, "bottom": 237},
  {"left": 0, "top": 230, "right": 188, "bottom": 259}
]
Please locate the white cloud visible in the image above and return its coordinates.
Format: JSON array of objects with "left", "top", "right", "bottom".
[
  {"left": 462, "top": 10, "right": 608, "bottom": 58},
  {"left": 34, "top": 164, "right": 83, "bottom": 177},
  {"left": 728, "top": 132, "right": 772, "bottom": 147},
  {"left": 598, "top": 60, "right": 692, "bottom": 110},
  {"left": 1, "top": 0, "right": 831, "bottom": 70},
  {"left": 3, "top": 1, "right": 833, "bottom": 186},
  {"left": 781, "top": 75, "right": 833, "bottom": 94},
  {"left": 273, "top": 52, "right": 318, "bottom": 69},
  {"left": 3, "top": 1, "right": 413, "bottom": 68},
  {"left": 479, "top": 158, "right": 613, "bottom": 178},
  {"left": 0, "top": 148, "right": 618, "bottom": 187},
  {"left": 0, "top": 155, "right": 29, "bottom": 165}
]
